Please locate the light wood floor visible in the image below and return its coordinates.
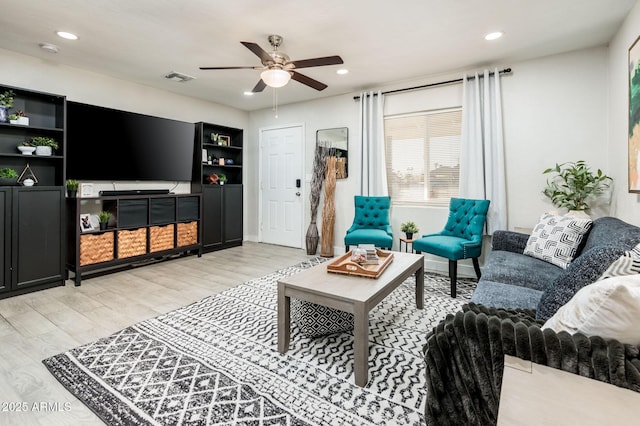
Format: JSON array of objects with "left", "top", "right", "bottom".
[{"left": 0, "top": 242, "right": 312, "bottom": 425}]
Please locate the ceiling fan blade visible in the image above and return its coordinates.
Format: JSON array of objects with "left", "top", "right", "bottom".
[
  {"left": 290, "top": 71, "right": 328, "bottom": 91},
  {"left": 199, "top": 66, "right": 259, "bottom": 70},
  {"left": 289, "top": 55, "right": 343, "bottom": 69},
  {"left": 240, "top": 41, "right": 273, "bottom": 64},
  {"left": 251, "top": 79, "right": 267, "bottom": 93}
]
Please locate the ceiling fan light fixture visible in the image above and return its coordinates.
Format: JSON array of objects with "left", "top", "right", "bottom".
[{"left": 260, "top": 69, "right": 291, "bottom": 88}]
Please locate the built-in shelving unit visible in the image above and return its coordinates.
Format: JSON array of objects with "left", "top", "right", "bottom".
[
  {"left": 193, "top": 122, "right": 243, "bottom": 252},
  {"left": 0, "top": 84, "right": 66, "bottom": 298},
  {"left": 67, "top": 193, "right": 202, "bottom": 285}
]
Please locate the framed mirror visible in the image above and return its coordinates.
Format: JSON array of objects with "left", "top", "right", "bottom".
[{"left": 316, "top": 127, "right": 348, "bottom": 179}]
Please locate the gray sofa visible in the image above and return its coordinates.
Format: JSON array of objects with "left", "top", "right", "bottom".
[
  {"left": 470, "top": 216, "right": 640, "bottom": 319},
  {"left": 423, "top": 216, "right": 640, "bottom": 425}
]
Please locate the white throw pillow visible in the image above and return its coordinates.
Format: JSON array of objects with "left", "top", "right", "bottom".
[
  {"left": 524, "top": 213, "right": 592, "bottom": 269},
  {"left": 598, "top": 242, "right": 640, "bottom": 280},
  {"left": 542, "top": 274, "right": 640, "bottom": 346}
]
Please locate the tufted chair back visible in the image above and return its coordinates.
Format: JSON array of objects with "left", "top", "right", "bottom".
[
  {"left": 441, "top": 198, "right": 490, "bottom": 241},
  {"left": 351, "top": 196, "right": 391, "bottom": 230}
]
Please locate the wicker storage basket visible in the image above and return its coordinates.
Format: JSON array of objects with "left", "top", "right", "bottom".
[
  {"left": 177, "top": 221, "right": 198, "bottom": 246},
  {"left": 117, "top": 228, "right": 147, "bottom": 258},
  {"left": 150, "top": 224, "right": 175, "bottom": 252},
  {"left": 80, "top": 232, "right": 115, "bottom": 266}
]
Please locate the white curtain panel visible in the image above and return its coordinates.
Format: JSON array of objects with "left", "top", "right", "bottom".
[
  {"left": 460, "top": 69, "right": 507, "bottom": 233},
  {"left": 358, "top": 91, "right": 388, "bottom": 196}
]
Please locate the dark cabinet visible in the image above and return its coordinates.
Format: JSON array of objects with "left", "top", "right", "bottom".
[
  {"left": 1, "top": 187, "right": 64, "bottom": 297},
  {"left": 67, "top": 193, "right": 202, "bottom": 285},
  {"left": 194, "top": 122, "right": 243, "bottom": 252},
  {"left": 223, "top": 184, "right": 243, "bottom": 245},
  {"left": 202, "top": 186, "right": 222, "bottom": 250},
  {"left": 202, "top": 185, "right": 242, "bottom": 251}
]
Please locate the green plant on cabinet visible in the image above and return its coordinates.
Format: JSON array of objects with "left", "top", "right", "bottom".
[
  {"left": 0, "top": 168, "right": 18, "bottom": 178},
  {"left": 28, "top": 136, "right": 59, "bottom": 150},
  {"left": 401, "top": 221, "right": 419, "bottom": 234},
  {"left": 98, "top": 211, "right": 112, "bottom": 223},
  {"left": 0, "top": 90, "right": 14, "bottom": 107},
  {"left": 543, "top": 160, "right": 613, "bottom": 211}
]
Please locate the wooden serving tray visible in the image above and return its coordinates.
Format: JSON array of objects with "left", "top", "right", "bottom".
[{"left": 326, "top": 249, "right": 394, "bottom": 278}]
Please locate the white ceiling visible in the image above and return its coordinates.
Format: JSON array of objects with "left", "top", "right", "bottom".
[{"left": 0, "top": 0, "right": 635, "bottom": 111}]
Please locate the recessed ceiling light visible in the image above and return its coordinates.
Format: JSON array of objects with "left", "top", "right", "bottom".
[
  {"left": 39, "top": 43, "right": 59, "bottom": 53},
  {"left": 484, "top": 32, "right": 503, "bottom": 41},
  {"left": 243, "top": 91, "right": 254, "bottom": 96},
  {"left": 56, "top": 31, "right": 78, "bottom": 40},
  {"left": 336, "top": 69, "right": 349, "bottom": 75}
]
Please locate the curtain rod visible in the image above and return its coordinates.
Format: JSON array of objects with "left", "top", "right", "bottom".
[{"left": 353, "top": 67, "right": 512, "bottom": 101}]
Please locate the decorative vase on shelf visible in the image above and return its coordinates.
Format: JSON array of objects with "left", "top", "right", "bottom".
[
  {"left": 0, "top": 106, "right": 7, "bottom": 123},
  {"left": 35, "top": 146, "right": 52, "bottom": 156},
  {"left": 99, "top": 222, "right": 108, "bottom": 231},
  {"left": 17, "top": 146, "right": 36, "bottom": 155},
  {"left": 67, "top": 190, "right": 77, "bottom": 198}
]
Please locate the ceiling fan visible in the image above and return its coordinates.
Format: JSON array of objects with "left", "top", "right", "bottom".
[{"left": 199, "top": 35, "right": 343, "bottom": 93}]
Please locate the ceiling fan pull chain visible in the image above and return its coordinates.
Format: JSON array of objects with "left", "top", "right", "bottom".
[{"left": 273, "top": 88, "right": 279, "bottom": 118}]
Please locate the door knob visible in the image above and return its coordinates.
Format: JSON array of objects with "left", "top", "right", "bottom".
[{"left": 295, "top": 192, "right": 301, "bottom": 196}]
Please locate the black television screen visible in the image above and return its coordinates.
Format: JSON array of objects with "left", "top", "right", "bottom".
[{"left": 66, "top": 102, "right": 195, "bottom": 181}]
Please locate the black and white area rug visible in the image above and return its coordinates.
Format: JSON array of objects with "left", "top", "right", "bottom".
[{"left": 43, "top": 258, "right": 474, "bottom": 425}]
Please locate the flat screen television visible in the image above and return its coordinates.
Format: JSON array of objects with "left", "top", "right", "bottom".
[{"left": 66, "top": 101, "right": 195, "bottom": 181}]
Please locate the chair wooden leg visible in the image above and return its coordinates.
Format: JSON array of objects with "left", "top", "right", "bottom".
[
  {"left": 345, "top": 245, "right": 350, "bottom": 253},
  {"left": 472, "top": 258, "right": 481, "bottom": 280},
  {"left": 449, "top": 260, "right": 457, "bottom": 298}
]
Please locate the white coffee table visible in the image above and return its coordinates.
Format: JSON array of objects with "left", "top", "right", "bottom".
[{"left": 277, "top": 252, "right": 424, "bottom": 386}]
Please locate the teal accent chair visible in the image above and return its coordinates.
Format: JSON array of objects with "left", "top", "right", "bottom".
[
  {"left": 413, "top": 198, "right": 490, "bottom": 298},
  {"left": 344, "top": 196, "right": 393, "bottom": 251}
]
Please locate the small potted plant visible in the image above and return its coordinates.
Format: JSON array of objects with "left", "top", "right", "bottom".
[
  {"left": 0, "top": 168, "right": 19, "bottom": 186},
  {"left": 8, "top": 110, "right": 28, "bottom": 126},
  {"left": 66, "top": 179, "right": 79, "bottom": 197},
  {"left": 17, "top": 141, "right": 36, "bottom": 155},
  {"left": 218, "top": 173, "right": 227, "bottom": 185},
  {"left": 29, "top": 136, "right": 59, "bottom": 156},
  {"left": 97, "top": 211, "right": 112, "bottom": 230},
  {"left": 400, "top": 221, "right": 419, "bottom": 240},
  {"left": 0, "top": 90, "right": 14, "bottom": 123},
  {"left": 543, "top": 160, "right": 613, "bottom": 213}
]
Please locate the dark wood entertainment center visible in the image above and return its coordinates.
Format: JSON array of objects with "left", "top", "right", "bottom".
[{"left": 0, "top": 82, "right": 244, "bottom": 297}]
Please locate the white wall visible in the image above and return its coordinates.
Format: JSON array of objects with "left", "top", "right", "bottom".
[
  {"left": 502, "top": 46, "right": 610, "bottom": 229},
  {"left": 0, "top": 48, "right": 249, "bottom": 195},
  {"left": 608, "top": 0, "right": 640, "bottom": 225}
]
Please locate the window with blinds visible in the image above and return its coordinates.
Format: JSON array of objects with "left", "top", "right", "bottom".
[{"left": 384, "top": 108, "right": 462, "bottom": 205}]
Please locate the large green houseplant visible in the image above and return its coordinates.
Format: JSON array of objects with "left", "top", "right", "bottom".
[{"left": 543, "top": 160, "right": 612, "bottom": 211}]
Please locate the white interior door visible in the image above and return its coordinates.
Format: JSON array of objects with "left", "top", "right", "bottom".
[{"left": 260, "top": 125, "right": 303, "bottom": 247}]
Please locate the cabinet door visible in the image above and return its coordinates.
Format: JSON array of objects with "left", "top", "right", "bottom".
[
  {"left": 202, "top": 186, "right": 222, "bottom": 249},
  {"left": 0, "top": 189, "right": 10, "bottom": 293},
  {"left": 223, "top": 184, "right": 243, "bottom": 245},
  {"left": 13, "top": 187, "right": 64, "bottom": 289}
]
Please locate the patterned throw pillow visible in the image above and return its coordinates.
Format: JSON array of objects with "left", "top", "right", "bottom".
[
  {"left": 542, "top": 274, "right": 640, "bottom": 346},
  {"left": 524, "top": 213, "right": 593, "bottom": 269},
  {"left": 598, "top": 242, "right": 640, "bottom": 279},
  {"left": 291, "top": 300, "right": 354, "bottom": 338}
]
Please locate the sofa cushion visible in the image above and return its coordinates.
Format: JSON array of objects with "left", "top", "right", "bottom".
[
  {"left": 581, "top": 216, "right": 640, "bottom": 253},
  {"left": 523, "top": 213, "right": 592, "bottom": 269},
  {"left": 481, "top": 250, "right": 563, "bottom": 292},
  {"left": 536, "top": 245, "right": 626, "bottom": 321},
  {"left": 598, "top": 242, "right": 640, "bottom": 279},
  {"left": 542, "top": 274, "right": 640, "bottom": 346},
  {"left": 470, "top": 280, "right": 543, "bottom": 311}
]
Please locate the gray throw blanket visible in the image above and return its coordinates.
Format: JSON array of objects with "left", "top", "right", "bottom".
[{"left": 423, "top": 303, "right": 640, "bottom": 425}]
